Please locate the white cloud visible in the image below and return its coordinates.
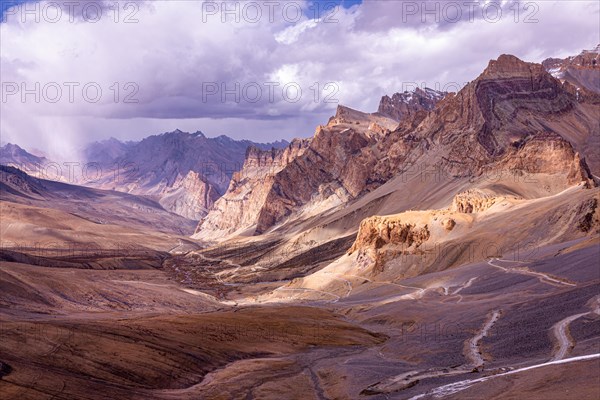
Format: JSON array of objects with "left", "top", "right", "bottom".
[{"left": 275, "top": 18, "right": 318, "bottom": 44}]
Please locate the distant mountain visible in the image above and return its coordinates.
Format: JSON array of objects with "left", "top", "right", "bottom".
[
  {"left": 82, "top": 130, "right": 289, "bottom": 220},
  {"left": 0, "top": 143, "right": 48, "bottom": 173},
  {"left": 542, "top": 45, "right": 600, "bottom": 95},
  {"left": 1, "top": 132, "right": 289, "bottom": 220},
  {"left": 83, "top": 137, "right": 134, "bottom": 164}
]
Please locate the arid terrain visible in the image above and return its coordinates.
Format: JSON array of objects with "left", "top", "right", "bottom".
[{"left": 1, "top": 48, "right": 599, "bottom": 400}]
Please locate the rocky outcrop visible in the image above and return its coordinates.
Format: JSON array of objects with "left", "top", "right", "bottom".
[
  {"left": 349, "top": 216, "right": 430, "bottom": 254},
  {"left": 327, "top": 105, "right": 400, "bottom": 131},
  {"left": 493, "top": 132, "right": 595, "bottom": 188},
  {"left": 576, "top": 198, "right": 599, "bottom": 233},
  {"left": 451, "top": 190, "right": 501, "bottom": 214},
  {"left": 347, "top": 211, "right": 441, "bottom": 273},
  {"left": 346, "top": 196, "right": 512, "bottom": 273},
  {"left": 377, "top": 87, "right": 446, "bottom": 121}
]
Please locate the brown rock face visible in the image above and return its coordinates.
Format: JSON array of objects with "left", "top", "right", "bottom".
[
  {"left": 255, "top": 125, "right": 375, "bottom": 234},
  {"left": 349, "top": 216, "right": 430, "bottom": 254},
  {"left": 377, "top": 87, "right": 446, "bottom": 121},
  {"left": 194, "top": 103, "right": 404, "bottom": 240},
  {"left": 193, "top": 139, "right": 310, "bottom": 241},
  {"left": 492, "top": 132, "right": 595, "bottom": 188},
  {"left": 576, "top": 198, "right": 599, "bottom": 233},
  {"left": 348, "top": 214, "right": 432, "bottom": 273},
  {"left": 400, "top": 54, "right": 599, "bottom": 178},
  {"left": 451, "top": 190, "right": 502, "bottom": 214},
  {"left": 410, "top": 54, "right": 575, "bottom": 165},
  {"left": 476, "top": 55, "right": 574, "bottom": 156},
  {"left": 158, "top": 171, "right": 220, "bottom": 220}
]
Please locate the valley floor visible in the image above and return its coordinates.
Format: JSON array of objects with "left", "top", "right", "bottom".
[{"left": 1, "top": 235, "right": 599, "bottom": 400}]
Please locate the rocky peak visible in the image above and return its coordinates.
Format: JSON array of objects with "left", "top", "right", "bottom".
[
  {"left": 480, "top": 54, "right": 546, "bottom": 80},
  {"left": 451, "top": 189, "right": 521, "bottom": 214},
  {"left": 542, "top": 46, "right": 599, "bottom": 94},
  {"left": 543, "top": 45, "right": 600, "bottom": 73},
  {"left": 329, "top": 105, "right": 371, "bottom": 126},
  {"left": 242, "top": 138, "right": 311, "bottom": 173},
  {"left": 413, "top": 54, "right": 576, "bottom": 159},
  {"left": 377, "top": 87, "right": 446, "bottom": 121},
  {"left": 327, "top": 104, "right": 399, "bottom": 135},
  {"left": 1, "top": 143, "right": 40, "bottom": 158},
  {"left": 1, "top": 143, "right": 23, "bottom": 154}
]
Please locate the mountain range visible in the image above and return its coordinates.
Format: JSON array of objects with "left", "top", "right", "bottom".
[
  {"left": 1, "top": 46, "right": 599, "bottom": 400},
  {"left": 1, "top": 132, "right": 288, "bottom": 220},
  {"left": 193, "top": 51, "right": 599, "bottom": 245}
]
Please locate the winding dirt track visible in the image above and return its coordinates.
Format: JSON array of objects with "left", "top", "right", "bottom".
[
  {"left": 467, "top": 310, "right": 502, "bottom": 368},
  {"left": 360, "top": 309, "right": 504, "bottom": 395},
  {"left": 487, "top": 258, "right": 576, "bottom": 287},
  {"left": 407, "top": 353, "right": 600, "bottom": 400},
  {"left": 551, "top": 296, "right": 600, "bottom": 361},
  {"left": 403, "top": 296, "right": 600, "bottom": 399}
]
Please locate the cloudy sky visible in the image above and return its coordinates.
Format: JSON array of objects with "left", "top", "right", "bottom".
[{"left": 1, "top": 0, "right": 599, "bottom": 159}]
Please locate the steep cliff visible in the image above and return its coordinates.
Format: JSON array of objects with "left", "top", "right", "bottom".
[{"left": 193, "top": 139, "right": 311, "bottom": 240}]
